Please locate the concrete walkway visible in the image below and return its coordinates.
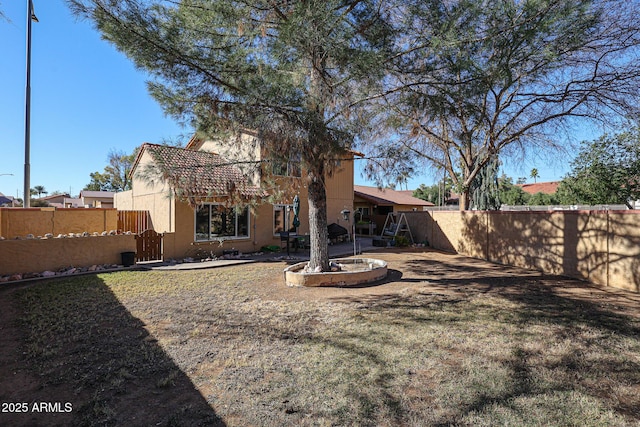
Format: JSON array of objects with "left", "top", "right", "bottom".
[{"left": 144, "top": 237, "right": 378, "bottom": 271}]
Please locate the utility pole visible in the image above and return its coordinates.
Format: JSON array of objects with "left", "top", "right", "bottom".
[{"left": 24, "top": 0, "right": 38, "bottom": 208}]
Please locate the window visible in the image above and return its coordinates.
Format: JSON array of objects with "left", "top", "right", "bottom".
[
  {"left": 288, "top": 160, "right": 302, "bottom": 177},
  {"left": 355, "top": 207, "right": 370, "bottom": 221},
  {"left": 272, "top": 160, "right": 287, "bottom": 177},
  {"left": 272, "top": 153, "right": 302, "bottom": 177},
  {"left": 195, "top": 204, "right": 249, "bottom": 241},
  {"left": 273, "top": 204, "right": 294, "bottom": 234}
]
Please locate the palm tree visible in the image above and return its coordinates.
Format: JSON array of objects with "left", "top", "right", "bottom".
[
  {"left": 32, "top": 185, "right": 48, "bottom": 198},
  {"left": 530, "top": 168, "right": 540, "bottom": 183}
]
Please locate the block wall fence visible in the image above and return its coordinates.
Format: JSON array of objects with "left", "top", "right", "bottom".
[
  {"left": 0, "top": 207, "right": 118, "bottom": 239},
  {"left": 0, "top": 235, "right": 136, "bottom": 276},
  {"left": 2, "top": 207, "right": 639, "bottom": 292},
  {"left": 0, "top": 208, "right": 133, "bottom": 276},
  {"left": 403, "top": 210, "right": 640, "bottom": 292}
]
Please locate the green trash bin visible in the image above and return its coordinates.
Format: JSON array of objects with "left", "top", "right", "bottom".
[{"left": 121, "top": 251, "right": 136, "bottom": 267}]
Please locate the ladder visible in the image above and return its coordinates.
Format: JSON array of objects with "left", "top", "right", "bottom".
[{"left": 380, "top": 212, "right": 414, "bottom": 244}]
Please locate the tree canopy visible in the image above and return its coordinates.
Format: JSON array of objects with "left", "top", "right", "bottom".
[
  {"left": 69, "top": 0, "right": 393, "bottom": 270},
  {"left": 365, "top": 0, "right": 640, "bottom": 209},
  {"left": 85, "top": 149, "right": 137, "bottom": 192},
  {"left": 31, "top": 185, "right": 48, "bottom": 198},
  {"left": 530, "top": 169, "right": 539, "bottom": 184},
  {"left": 413, "top": 180, "right": 453, "bottom": 206},
  {"left": 498, "top": 176, "right": 529, "bottom": 206},
  {"left": 557, "top": 129, "right": 640, "bottom": 208}
]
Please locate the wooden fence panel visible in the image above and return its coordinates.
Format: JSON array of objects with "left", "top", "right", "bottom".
[
  {"left": 118, "top": 210, "right": 150, "bottom": 234},
  {"left": 135, "top": 229, "right": 163, "bottom": 262}
]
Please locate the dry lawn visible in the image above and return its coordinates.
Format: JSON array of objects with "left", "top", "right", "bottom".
[{"left": 1, "top": 248, "right": 640, "bottom": 426}]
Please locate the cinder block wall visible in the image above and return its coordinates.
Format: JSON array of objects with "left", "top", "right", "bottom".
[
  {"left": 0, "top": 235, "right": 136, "bottom": 276},
  {"left": 0, "top": 208, "right": 118, "bottom": 239},
  {"left": 402, "top": 210, "right": 640, "bottom": 293}
]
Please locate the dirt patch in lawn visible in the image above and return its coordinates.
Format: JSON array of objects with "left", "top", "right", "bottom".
[
  {"left": 252, "top": 248, "right": 640, "bottom": 318},
  {"left": 1, "top": 248, "right": 639, "bottom": 426}
]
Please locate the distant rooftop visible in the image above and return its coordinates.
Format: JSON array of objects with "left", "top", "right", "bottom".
[
  {"left": 517, "top": 181, "right": 560, "bottom": 195},
  {"left": 37, "top": 193, "right": 70, "bottom": 201},
  {"left": 79, "top": 190, "right": 116, "bottom": 198}
]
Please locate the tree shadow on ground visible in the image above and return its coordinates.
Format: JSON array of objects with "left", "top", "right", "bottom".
[
  {"left": 0, "top": 276, "right": 224, "bottom": 427},
  {"left": 340, "top": 256, "right": 640, "bottom": 337},
  {"left": 323, "top": 254, "right": 640, "bottom": 424}
]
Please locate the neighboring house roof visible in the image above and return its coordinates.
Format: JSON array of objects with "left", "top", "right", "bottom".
[
  {"left": 445, "top": 192, "right": 460, "bottom": 205},
  {"left": 518, "top": 181, "right": 560, "bottom": 195},
  {"left": 0, "top": 193, "right": 13, "bottom": 206},
  {"left": 38, "top": 193, "right": 70, "bottom": 201},
  {"left": 134, "top": 143, "right": 266, "bottom": 199},
  {"left": 354, "top": 185, "right": 435, "bottom": 206},
  {"left": 80, "top": 190, "right": 115, "bottom": 199}
]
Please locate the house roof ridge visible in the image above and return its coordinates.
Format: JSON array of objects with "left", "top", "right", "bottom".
[
  {"left": 354, "top": 184, "right": 434, "bottom": 206},
  {"left": 516, "top": 181, "right": 560, "bottom": 195},
  {"left": 131, "top": 142, "right": 267, "bottom": 200}
]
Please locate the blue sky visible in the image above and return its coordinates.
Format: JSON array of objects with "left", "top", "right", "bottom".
[
  {"left": 1, "top": 1, "right": 581, "bottom": 199},
  {"left": 1, "top": 0, "right": 189, "bottom": 198}
]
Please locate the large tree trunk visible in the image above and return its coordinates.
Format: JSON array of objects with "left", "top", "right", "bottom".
[
  {"left": 307, "top": 167, "right": 330, "bottom": 272},
  {"left": 459, "top": 190, "right": 470, "bottom": 211}
]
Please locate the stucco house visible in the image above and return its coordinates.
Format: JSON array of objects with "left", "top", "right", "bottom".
[
  {"left": 79, "top": 190, "right": 116, "bottom": 208},
  {"left": 115, "top": 132, "right": 358, "bottom": 259},
  {"left": 35, "top": 193, "right": 70, "bottom": 208},
  {"left": 0, "top": 192, "right": 18, "bottom": 207}
]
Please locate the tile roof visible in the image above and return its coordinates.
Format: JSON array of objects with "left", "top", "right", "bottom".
[
  {"left": 517, "top": 181, "right": 560, "bottom": 195},
  {"left": 139, "top": 144, "right": 265, "bottom": 200},
  {"left": 354, "top": 185, "right": 434, "bottom": 206}
]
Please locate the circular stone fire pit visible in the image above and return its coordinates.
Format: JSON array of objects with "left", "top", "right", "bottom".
[{"left": 284, "top": 258, "right": 387, "bottom": 287}]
